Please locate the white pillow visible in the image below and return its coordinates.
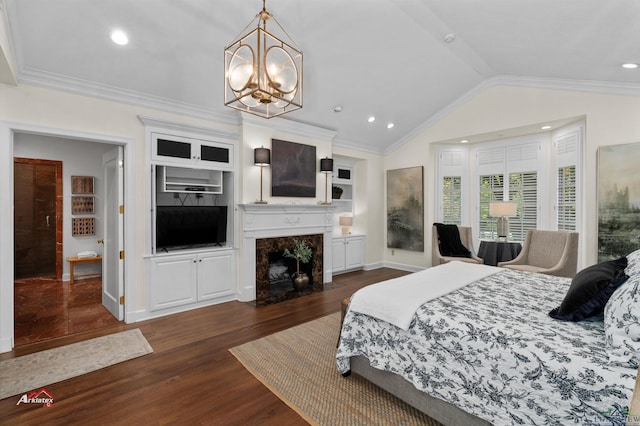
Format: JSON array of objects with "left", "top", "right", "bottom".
[
  {"left": 605, "top": 250, "right": 640, "bottom": 367},
  {"left": 626, "top": 248, "right": 640, "bottom": 277}
]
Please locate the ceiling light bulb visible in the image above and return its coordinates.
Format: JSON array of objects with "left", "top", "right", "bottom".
[
  {"left": 367, "top": 116, "right": 375, "bottom": 123},
  {"left": 541, "top": 125, "right": 551, "bottom": 130},
  {"left": 110, "top": 30, "right": 129, "bottom": 46},
  {"left": 460, "top": 139, "right": 468, "bottom": 144},
  {"left": 623, "top": 63, "right": 638, "bottom": 69},
  {"left": 387, "top": 123, "right": 394, "bottom": 129}
]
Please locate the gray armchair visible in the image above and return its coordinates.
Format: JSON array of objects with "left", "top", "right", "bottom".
[
  {"left": 432, "top": 224, "right": 483, "bottom": 266},
  {"left": 498, "top": 230, "right": 579, "bottom": 278}
]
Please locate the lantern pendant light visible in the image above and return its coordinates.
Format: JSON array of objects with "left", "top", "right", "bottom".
[{"left": 224, "top": 0, "right": 303, "bottom": 119}]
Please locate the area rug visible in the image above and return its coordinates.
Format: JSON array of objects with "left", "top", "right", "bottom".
[
  {"left": 0, "top": 328, "right": 153, "bottom": 400},
  {"left": 230, "top": 313, "right": 440, "bottom": 426}
]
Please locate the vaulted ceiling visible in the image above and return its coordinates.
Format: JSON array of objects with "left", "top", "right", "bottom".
[{"left": 3, "top": 0, "right": 640, "bottom": 153}]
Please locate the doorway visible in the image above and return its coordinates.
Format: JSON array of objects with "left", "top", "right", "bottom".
[
  {"left": 14, "top": 158, "right": 63, "bottom": 280},
  {"left": 0, "top": 125, "right": 136, "bottom": 354},
  {"left": 11, "top": 138, "right": 126, "bottom": 346}
]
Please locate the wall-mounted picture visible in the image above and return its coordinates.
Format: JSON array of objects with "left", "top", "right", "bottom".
[
  {"left": 71, "top": 175, "right": 94, "bottom": 194},
  {"left": 271, "top": 139, "right": 316, "bottom": 197},
  {"left": 72, "top": 196, "right": 95, "bottom": 214},
  {"left": 387, "top": 166, "right": 424, "bottom": 252},
  {"left": 597, "top": 142, "right": 640, "bottom": 262}
]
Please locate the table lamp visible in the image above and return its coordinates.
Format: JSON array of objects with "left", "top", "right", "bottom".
[
  {"left": 489, "top": 201, "right": 517, "bottom": 239},
  {"left": 339, "top": 215, "right": 353, "bottom": 235}
]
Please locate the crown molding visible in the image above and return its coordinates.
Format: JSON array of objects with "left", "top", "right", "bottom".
[
  {"left": 384, "top": 75, "right": 640, "bottom": 155},
  {"left": 241, "top": 112, "right": 337, "bottom": 142},
  {"left": 16, "top": 66, "right": 240, "bottom": 126},
  {"left": 332, "top": 136, "right": 384, "bottom": 155},
  {"left": 137, "top": 116, "right": 239, "bottom": 142}
]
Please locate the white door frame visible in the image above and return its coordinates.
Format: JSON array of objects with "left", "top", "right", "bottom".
[{"left": 0, "top": 121, "right": 137, "bottom": 353}]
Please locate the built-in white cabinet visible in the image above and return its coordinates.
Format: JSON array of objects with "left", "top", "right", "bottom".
[
  {"left": 332, "top": 235, "right": 365, "bottom": 273},
  {"left": 152, "top": 133, "right": 234, "bottom": 170},
  {"left": 157, "top": 166, "right": 223, "bottom": 194},
  {"left": 148, "top": 249, "right": 236, "bottom": 312}
]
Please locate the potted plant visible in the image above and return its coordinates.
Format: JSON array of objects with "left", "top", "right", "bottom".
[
  {"left": 332, "top": 185, "right": 344, "bottom": 199},
  {"left": 283, "top": 239, "right": 313, "bottom": 290}
]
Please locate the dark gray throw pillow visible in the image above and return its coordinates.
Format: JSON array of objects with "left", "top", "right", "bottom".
[{"left": 549, "top": 256, "right": 629, "bottom": 322}]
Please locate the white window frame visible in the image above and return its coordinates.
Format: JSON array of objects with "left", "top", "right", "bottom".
[
  {"left": 435, "top": 147, "right": 469, "bottom": 225},
  {"left": 435, "top": 121, "right": 584, "bottom": 252}
]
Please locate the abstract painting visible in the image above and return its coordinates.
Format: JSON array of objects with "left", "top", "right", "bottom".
[
  {"left": 387, "top": 166, "right": 424, "bottom": 251},
  {"left": 597, "top": 142, "right": 640, "bottom": 261},
  {"left": 271, "top": 139, "right": 316, "bottom": 197}
]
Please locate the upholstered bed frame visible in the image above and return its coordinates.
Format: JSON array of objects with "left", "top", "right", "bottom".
[{"left": 350, "top": 355, "right": 490, "bottom": 426}]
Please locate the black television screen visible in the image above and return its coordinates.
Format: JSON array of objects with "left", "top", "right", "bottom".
[{"left": 156, "top": 205, "right": 227, "bottom": 250}]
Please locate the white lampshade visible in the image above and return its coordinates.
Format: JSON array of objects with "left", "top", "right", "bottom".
[
  {"left": 489, "top": 201, "right": 517, "bottom": 217},
  {"left": 339, "top": 215, "right": 353, "bottom": 227},
  {"left": 339, "top": 215, "right": 353, "bottom": 235}
]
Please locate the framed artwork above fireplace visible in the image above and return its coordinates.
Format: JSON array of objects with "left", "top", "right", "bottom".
[{"left": 271, "top": 139, "right": 316, "bottom": 197}]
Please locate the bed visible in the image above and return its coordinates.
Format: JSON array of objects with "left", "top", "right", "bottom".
[{"left": 337, "top": 251, "right": 640, "bottom": 425}]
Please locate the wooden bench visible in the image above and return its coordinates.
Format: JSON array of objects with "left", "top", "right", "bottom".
[{"left": 66, "top": 256, "right": 102, "bottom": 284}]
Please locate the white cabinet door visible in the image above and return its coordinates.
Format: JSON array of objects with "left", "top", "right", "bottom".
[
  {"left": 197, "top": 251, "right": 236, "bottom": 300},
  {"left": 332, "top": 238, "right": 346, "bottom": 272},
  {"left": 345, "top": 236, "right": 365, "bottom": 270},
  {"left": 149, "top": 254, "right": 198, "bottom": 311},
  {"left": 152, "top": 133, "right": 233, "bottom": 170}
]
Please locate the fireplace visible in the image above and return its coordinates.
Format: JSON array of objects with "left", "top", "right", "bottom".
[
  {"left": 239, "top": 204, "right": 335, "bottom": 302},
  {"left": 256, "top": 234, "right": 323, "bottom": 305}
]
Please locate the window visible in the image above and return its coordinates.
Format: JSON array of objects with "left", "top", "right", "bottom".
[
  {"left": 478, "top": 174, "right": 504, "bottom": 239},
  {"left": 442, "top": 176, "right": 462, "bottom": 225},
  {"left": 434, "top": 120, "right": 583, "bottom": 246},
  {"left": 557, "top": 166, "right": 576, "bottom": 230},
  {"left": 508, "top": 171, "right": 538, "bottom": 241}
]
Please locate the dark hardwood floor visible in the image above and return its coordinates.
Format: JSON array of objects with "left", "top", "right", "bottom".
[{"left": 0, "top": 268, "right": 409, "bottom": 425}]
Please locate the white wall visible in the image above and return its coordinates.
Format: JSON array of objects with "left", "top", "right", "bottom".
[
  {"left": 0, "top": 82, "right": 240, "bottom": 351},
  {"left": 385, "top": 85, "right": 640, "bottom": 269},
  {"left": 0, "top": 82, "right": 387, "bottom": 352},
  {"left": 14, "top": 133, "right": 113, "bottom": 278}
]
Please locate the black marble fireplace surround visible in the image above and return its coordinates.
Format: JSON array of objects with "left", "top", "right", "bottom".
[{"left": 255, "top": 234, "right": 323, "bottom": 306}]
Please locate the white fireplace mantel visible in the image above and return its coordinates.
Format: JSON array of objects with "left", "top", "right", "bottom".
[{"left": 238, "top": 203, "right": 335, "bottom": 302}]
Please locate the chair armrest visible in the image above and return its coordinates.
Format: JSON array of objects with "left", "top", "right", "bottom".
[
  {"left": 539, "top": 243, "right": 577, "bottom": 278},
  {"left": 497, "top": 249, "right": 527, "bottom": 267}
]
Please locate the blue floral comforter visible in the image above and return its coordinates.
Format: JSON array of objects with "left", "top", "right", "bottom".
[{"left": 336, "top": 268, "right": 636, "bottom": 425}]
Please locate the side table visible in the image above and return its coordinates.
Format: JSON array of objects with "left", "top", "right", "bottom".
[{"left": 478, "top": 241, "right": 522, "bottom": 266}]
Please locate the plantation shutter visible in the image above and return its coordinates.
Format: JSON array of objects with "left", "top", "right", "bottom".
[
  {"left": 479, "top": 174, "right": 504, "bottom": 239},
  {"left": 437, "top": 148, "right": 465, "bottom": 224},
  {"left": 442, "top": 176, "right": 462, "bottom": 225},
  {"left": 554, "top": 129, "right": 580, "bottom": 232},
  {"left": 508, "top": 171, "right": 538, "bottom": 242}
]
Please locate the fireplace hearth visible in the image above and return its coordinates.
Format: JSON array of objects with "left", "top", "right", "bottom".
[{"left": 256, "top": 234, "right": 323, "bottom": 306}]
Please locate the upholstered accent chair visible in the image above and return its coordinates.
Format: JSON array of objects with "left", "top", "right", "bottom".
[
  {"left": 498, "top": 230, "right": 579, "bottom": 278},
  {"left": 432, "top": 224, "right": 483, "bottom": 266}
]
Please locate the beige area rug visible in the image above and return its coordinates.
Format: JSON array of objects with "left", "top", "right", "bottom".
[
  {"left": 230, "top": 313, "right": 440, "bottom": 426},
  {"left": 0, "top": 328, "right": 153, "bottom": 400}
]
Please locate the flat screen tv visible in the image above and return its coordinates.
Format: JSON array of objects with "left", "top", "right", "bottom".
[{"left": 156, "top": 205, "right": 227, "bottom": 251}]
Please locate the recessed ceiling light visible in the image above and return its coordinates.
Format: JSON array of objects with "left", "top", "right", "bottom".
[
  {"left": 623, "top": 63, "right": 638, "bottom": 69},
  {"left": 110, "top": 30, "right": 129, "bottom": 46},
  {"left": 460, "top": 139, "right": 468, "bottom": 144},
  {"left": 367, "top": 116, "right": 375, "bottom": 123},
  {"left": 333, "top": 105, "right": 343, "bottom": 113},
  {"left": 541, "top": 125, "right": 551, "bottom": 130},
  {"left": 387, "top": 123, "right": 394, "bottom": 129}
]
